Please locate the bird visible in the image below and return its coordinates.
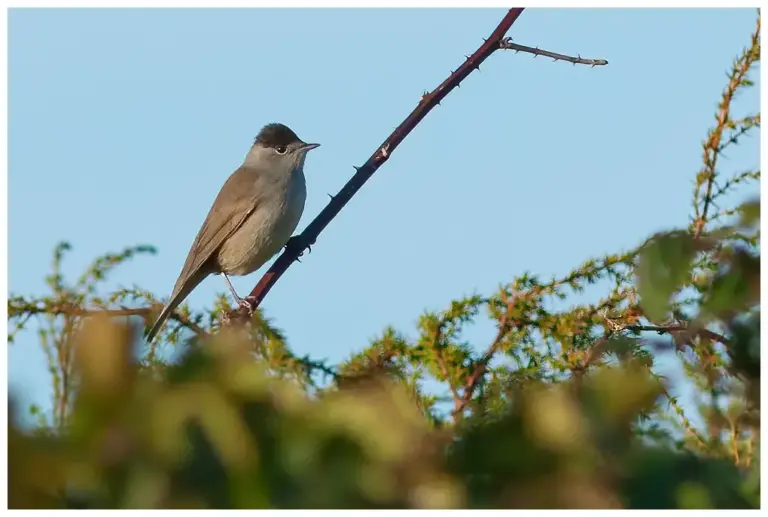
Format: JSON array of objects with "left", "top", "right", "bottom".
[{"left": 145, "top": 123, "right": 320, "bottom": 343}]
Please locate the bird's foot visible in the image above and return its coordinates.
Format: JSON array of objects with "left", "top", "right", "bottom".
[
  {"left": 238, "top": 296, "right": 259, "bottom": 316},
  {"left": 286, "top": 236, "right": 311, "bottom": 261}
]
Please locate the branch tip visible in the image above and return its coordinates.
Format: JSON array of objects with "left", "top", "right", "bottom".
[{"left": 500, "top": 40, "right": 608, "bottom": 67}]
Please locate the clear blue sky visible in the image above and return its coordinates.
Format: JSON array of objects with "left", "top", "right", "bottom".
[{"left": 8, "top": 9, "right": 760, "bottom": 426}]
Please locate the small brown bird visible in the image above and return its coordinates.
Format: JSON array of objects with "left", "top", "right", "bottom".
[{"left": 146, "top": 123, "right": 320, "bottom": 342}]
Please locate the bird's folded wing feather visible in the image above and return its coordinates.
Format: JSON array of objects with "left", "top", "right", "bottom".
[{"left": 170, "top": 166, "right": 264, "bottom": 298}]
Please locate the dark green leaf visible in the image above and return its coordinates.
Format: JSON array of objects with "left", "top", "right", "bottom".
[{"left": 637, "top": 233, "right": 697, "bottom": 322}]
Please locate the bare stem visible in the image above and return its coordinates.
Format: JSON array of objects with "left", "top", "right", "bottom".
[{"left": 500, "top": 38, "right": 608, "bottom": 66}]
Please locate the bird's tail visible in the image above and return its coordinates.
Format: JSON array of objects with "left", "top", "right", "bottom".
[{"left": 145, "top": 269, "right": 209, "bottom": 343}]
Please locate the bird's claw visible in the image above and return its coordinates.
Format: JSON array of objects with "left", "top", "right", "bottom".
[{"left": 238, "top": 296, "right": 258, "bottom": 316}]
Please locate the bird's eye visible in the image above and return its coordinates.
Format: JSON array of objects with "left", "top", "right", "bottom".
[{"left": 275, "top": 146, "right": 287, "bottom": 155}]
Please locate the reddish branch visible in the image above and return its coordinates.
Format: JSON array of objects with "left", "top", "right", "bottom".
[
  {"left": 219, "top": 8, "right": 610, "bottom": 326},
  {"left": 227, "top": 8, "right": 527, "bottom": 323},
  {"left": 454, "top": 322, "right": 509, "bottom": 416},
  {"left": 454, "top": 292, "right": 516, "bottom": 416}
]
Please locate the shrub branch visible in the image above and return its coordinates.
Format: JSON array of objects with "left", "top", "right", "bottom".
[{"left": 227, "top": 8, "right": 609, "bottom": 323}]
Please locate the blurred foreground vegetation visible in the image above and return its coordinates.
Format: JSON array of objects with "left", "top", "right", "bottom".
[{"left": 7, "top": 13, "right": 761, "bottom": 509}]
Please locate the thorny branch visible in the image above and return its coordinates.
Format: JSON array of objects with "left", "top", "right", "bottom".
[
  {"left": 625, "top": 324, "right": 732, "bottom": 347},
  {"left": 693, "top": 15, "right": 761, "bottom": 238},
  {"left": 500, "top": 38, "right": 609, "bottom": 66},
  {"left": 453, "top": 298, "right": 735, "bottom": 413},
  {"left": 10, "top": 300, "right": 209, "bottom": 338},
  {"left": 227, "top": 8, "right": 608, "bottom": 324},
  {"left": 42, "top": 12, "right": 607, "bottom": 331}
]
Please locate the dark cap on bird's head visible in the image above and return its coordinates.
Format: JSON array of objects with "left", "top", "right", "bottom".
[
  {"left": 254, "top": 123, "right": 320, "bottom": 154},
  {"left": 255, "top": 123, "right": 303, "bottom": 148}
]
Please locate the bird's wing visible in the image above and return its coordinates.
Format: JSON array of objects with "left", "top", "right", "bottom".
[{"left": 169, "top": 165, "right": 264, "bottom": 299}]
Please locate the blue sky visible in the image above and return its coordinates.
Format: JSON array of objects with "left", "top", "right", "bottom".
[{"left": 8, "top": 8, "right": 760, "bottom": 426}]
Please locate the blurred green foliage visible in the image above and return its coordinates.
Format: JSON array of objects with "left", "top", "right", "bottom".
[
  {"left": 7, "top": 12, "right": 761, "bottom": 509},
  {"left": 7, "top": 322, "right": 759, "bottom": 509}
]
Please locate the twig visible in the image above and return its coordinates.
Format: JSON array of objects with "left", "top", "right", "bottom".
[
  {"left": 500, "top": 38, "right": 608, "bottom": 66},
  {"left": 10, "top": 301, "right": 209, "bottom": 338},
  {"left": 717, "top": 114, "right": 761, "bottom": 154},
  {"left": 453, "top": 292, "right": 518, "bottom": 415},
  {"left": 564, "top": 332, "right": 615, "bottom": 395},
  {"left": 711, "top": 169, "right": 761, "bottom": 204},
  {"left": 454, "top": 323, "right": 507, "bottom": 416},
  {"left": 293, "top": 354, "right": 341, "bottom": 385},
  {"left": 693, "top": 15, "right": 760, "bottom": 238},
  {"left": 227, "top": 9, "right": 536, "bottom": 322},
  {"left": 8, "top": 312, "right": 33, "bottom": 343},
  {"left": 430, "top": 320, "right": 462, "bottom": 411},
  {"left": 655, "top": 372, "right": 709, "bottom": 450},
  {"left": 56, "top": 315, "right": 76, "bottom": 430},
  {"left": 579, "top": 334, "right": 612, "bottom": 370},
  {"left": 625, "top": 324, "right": 732, "bottom": 347}
]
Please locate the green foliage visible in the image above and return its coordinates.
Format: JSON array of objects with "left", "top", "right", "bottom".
[
  {"left": 7, "top": 322, "right": 758, "bottom": 509},
  {"left": 637, "top": 232, "right": 698, "bottom": 322},
  {"left": 7, "top": 11, "right": 761, "bottom": 510}
]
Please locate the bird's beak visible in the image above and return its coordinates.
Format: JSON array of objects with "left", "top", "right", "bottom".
[{"left": 300, "top": 142, "right": 321, "bottom": 152}]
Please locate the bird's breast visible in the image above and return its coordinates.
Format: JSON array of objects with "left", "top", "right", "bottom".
[{"left": 217, "top": 171, "right": 307, "bottom": 276}]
